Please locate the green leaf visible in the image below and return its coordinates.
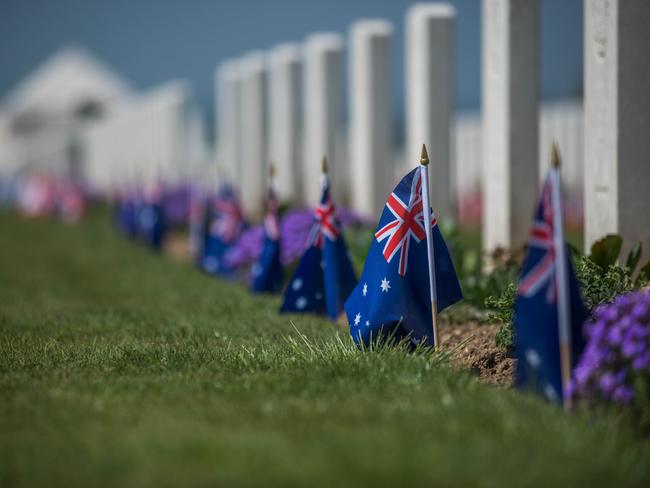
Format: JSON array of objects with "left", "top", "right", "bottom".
[
  {"left": 624, "top": 242, "right": 642, "bottom": 274},
  {"left": 589, "top": 234, "right": 623, "bottom": 269}
]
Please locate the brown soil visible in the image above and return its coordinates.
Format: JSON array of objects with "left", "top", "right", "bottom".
[
  {"left": 441, "top": 322, "right": 515, "bottom": 387},
  {"left": 164, "top": 232, "right": 191, "bottom": 263}
]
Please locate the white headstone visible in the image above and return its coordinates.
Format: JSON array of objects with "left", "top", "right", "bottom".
[
  {"left": 303, "top": 33, "right": 344, "bottom": 205},
  {"left": 186, "top": 105, "right": 209, "bottom": 184},
  {"left": 405, "top": 3, "right": 456, "bottom": 219},
  {"left": 215, "top": 60, "right": 242, "bottom": 188},
  {"left": 584, "top": 0, "right": 650, "bottom": 258},
  {"left": 349, "top": 20, "right": 394, "bottom": 217},
  {"left": 239, "top": 52, "right": 268, "bottom": 218},
  {"left": 268, "top": 43, "right": 302, "bottom": 203},
  {"left": 482, "top": 0, "right": 539, "bottom": 252}
]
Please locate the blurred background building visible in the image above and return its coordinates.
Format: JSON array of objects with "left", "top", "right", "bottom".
[{"left": 0, "top": 46, "right": 132, "bottom": 179}]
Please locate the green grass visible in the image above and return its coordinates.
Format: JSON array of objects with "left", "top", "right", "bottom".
[{"left": 1, "top": 209, "right": 649, "bottom": 487}]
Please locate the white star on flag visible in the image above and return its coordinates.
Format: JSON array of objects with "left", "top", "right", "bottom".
[
  {"left": 354, "top": 313, "right": 361, "bottom": 326},
  {"left": 380, "top": 277, "right": 391, "bottom": 293},
  {"left": 525, "top": 349, "right": 541, "bottom": 368},
  {"left": 365, "top": 320, "right": 370, "bottom": 327},
  {"left": 362, "top": 283, "right": 368, "bottom": 296}
]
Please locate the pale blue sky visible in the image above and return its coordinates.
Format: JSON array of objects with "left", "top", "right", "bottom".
[{"left": 0, "top": 0, "right": 583, "bottom": 123}]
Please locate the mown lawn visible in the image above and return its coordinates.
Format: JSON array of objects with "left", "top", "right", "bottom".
[{"left": 1, "top": 209, "right": 649, "bottom": 487}]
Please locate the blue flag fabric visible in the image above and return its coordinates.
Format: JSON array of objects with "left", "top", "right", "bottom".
[
  {"left": 344, "top": 167, "right": 462, "bottom": 348},
  {"left": 116, "top": 195, "right": 138, "bottom": 240},
  {"left": 200, "top": 184, "right": 243, "bottom": 276},
  {"left": 514, "top": 172, "right": 586, "bottom": 403},
  {"left": 280, "top": 174, "right": 357, "bottom": 320},
  {"left": 198, "top": 193, "right": 213, "bottom": 267},
  {"left": 281, "top": 246, "right": 327, "bottom": 314},
  {"left": 138, "top": 196, "right": 165, "bottom": 251},
  {"left": 251, "top": 184, "right": 283, "bottom": 293}
]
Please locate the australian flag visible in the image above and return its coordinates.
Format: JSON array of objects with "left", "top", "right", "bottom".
[
  {"left": 344, "top": 167, "right": 462, "bottom": 348},
  {"left": 201, "top": 184, "right": 243, "bottom": 275},
  {"left": 280, "top": 172, "right": 357, "bottom": 320},
  {"left": 514, "top": 171, "right": 586, "bottom": 404},
  {"left": 138, "top": 185, "right": 166, "bottom": 251},
  {"left": 251, "top": 182, "right": 283, "bottom": 293}
]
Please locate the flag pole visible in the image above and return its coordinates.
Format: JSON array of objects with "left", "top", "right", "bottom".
[
  {"left": 419, "top": 144, "right": 440, "bottom": 349},
  {"left": 320, "top": 156, "right": 329, "bottom": 190},
  {"left": 550, "top": 142, "right": 572, "bottom": 411},
  {"left": 269, "top": 161, "right": 276, "bottom": 187}
]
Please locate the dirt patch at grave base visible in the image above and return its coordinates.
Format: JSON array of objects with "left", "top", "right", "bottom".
[
  {"left": 441, "top": 322, "right": 515, "bottom": 388},
  {"left": 164, "top": 232, "right": 191, "bottom": 263}
]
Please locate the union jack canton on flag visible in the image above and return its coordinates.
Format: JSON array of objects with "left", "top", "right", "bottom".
[
  {"left": 514, "top": 171, "right": 586, "bottom": 404},
  {"left": 280, "top": 172, "right": 357, "bottom": 320},
  {"left": 344, "top": 167, "right": 462, "bottom": 348}
]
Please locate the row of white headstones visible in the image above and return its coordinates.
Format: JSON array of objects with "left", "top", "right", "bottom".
[{"left": 216, "top": 0, "right": 649, "bottom": 258}]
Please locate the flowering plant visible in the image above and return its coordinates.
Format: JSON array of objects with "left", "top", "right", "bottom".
[
  {"left": 486, "top": 235, "right": 650, "bottom": 352},
  {"left": 163, "top": 184, "right": 191, "bottom": 227},
  {"left": 570, "top": 289, "right": 650, "bottom": 423},
  {"left": 223, "top": 207, "right": 369, "bottom": 269}
]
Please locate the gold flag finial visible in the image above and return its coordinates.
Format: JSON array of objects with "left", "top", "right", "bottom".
[
  {"left": 269, "top": 162, "right": 276, "bottom": 177},
  {"left": 322, "top": 156, "right": 328, "bottom": 174},
  {"left": 420, "top": 144, "right": 430, "bottom": 166},
  {"left": 551, "top": 142, "right": 561, "bottom": 168}
]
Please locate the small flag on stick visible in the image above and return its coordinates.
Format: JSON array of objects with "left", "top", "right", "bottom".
[
  {"left": 418, "top": 144, "right": 441, "bottom": 348},
  {"left": 251, "top": 163, "right": 283, "bottom": 293},
  {"left": 200, "top": 183, "right": 243, "bottom": 275},
  {"left": 280, "top": 157, "right": 357, "bottom": 320},
  {"left": 344, "top": 147, "right": 462, "bottom": 349},
  {"left": 138, "top": 181, "right": 166, "bottom": 252},
  {"left": 514, "top": 142, "right": 586, "bottom": 409}
]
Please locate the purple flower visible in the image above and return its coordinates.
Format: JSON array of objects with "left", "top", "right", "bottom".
[
  {"left": 588, "top": 319, "right": 607, "bottom": 341},
  {"left": 621, "top": 339, "right": 645, "bottom": 358},
  {"left": 221, "top": 206, "right": 369, "bottom": 269},
  {"left": 602, "top": 306, "right": 619, "bottom": 322},
  {"left": 632, "top": 353, "right": 650, "bottom": 371},
  {"left": 573, "top": 362, "right": 594, "bottom": 388},
  {"left": 611, "top": 385, "right": 634, "bottom": 405},
  {"left": 631, "top": 303, "right": 649, "bottom": 320},
  {"left": 623, "top": 322, "right": 645, "bottom": 341},
  {"left": 606, "top": 325, "right": 623, "bottom": 345},
  {"left": 570, "top": 289, "right": 650, "bottom": 410},
  {"left": 163, "top": 184, "right": 192, "bottom": 226},
  {"left": 598, "top": 372, "right": 618, "bottom": 396}
]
